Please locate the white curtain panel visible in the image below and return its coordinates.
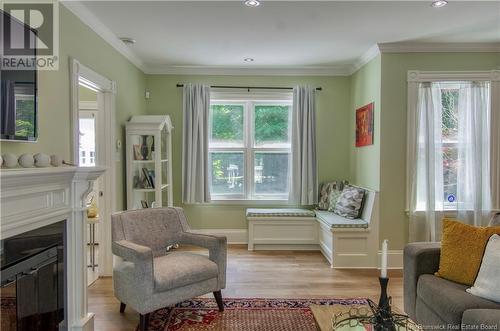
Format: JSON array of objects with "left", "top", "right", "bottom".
[
  {"left": 409, "top": 81, "right": 495, "bottom": 242},
  {"left": 409, "top": 82, "right": 445, "bottom": 242},
  {"left": 491, "top": 81, "right": 500, "bottom": 213},
  {"left": 182, "top": 84, "right": 210, "bottom": 203},
  {"left": 456, "top": 81, "right": 491, "bottom": 226},
  {"left": 291, "top": 86, "right": 318, "bottom": 205}
]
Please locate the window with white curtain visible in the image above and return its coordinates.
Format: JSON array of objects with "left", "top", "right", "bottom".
[
  {"left": 413, "top": 81, "right": 491, "bottom": 212},
  {"left": 407, "top": 71, "right": 499, "bottom": 241},
  {"left": 208, "top": 94, "right": 292, "bottom": 200}
]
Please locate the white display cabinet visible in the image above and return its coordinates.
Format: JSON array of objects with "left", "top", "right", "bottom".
[{"left": 126, "top": 115, "right": 173, "bottom": 209}]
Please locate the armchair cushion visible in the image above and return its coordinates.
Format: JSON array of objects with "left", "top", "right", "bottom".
[{"left": 153, "top": 252, "right": 218, "bottom": 292}]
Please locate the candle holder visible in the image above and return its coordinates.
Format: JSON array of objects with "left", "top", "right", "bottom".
[
  {"left": 374, "top": 277, "right": 396, "bottom": 331},
  {"left": 331, "top": 276, "right": 419, "bottom": 330}
]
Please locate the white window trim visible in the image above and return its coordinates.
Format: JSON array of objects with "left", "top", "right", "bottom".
[
  {"left": 406, "top": 70, "right": 500, "bottom": 211},
  {"left": 209, "top": 92, "right": 293, "bottom": 202}
]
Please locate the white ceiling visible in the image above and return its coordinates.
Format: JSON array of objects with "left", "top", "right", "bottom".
[{"left": 69, "top": 1, "right": 500, "bottom": 74}]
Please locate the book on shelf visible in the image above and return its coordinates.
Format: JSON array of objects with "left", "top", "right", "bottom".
[
  {"left": 141, "top": 167, "right": 155, "bottom": 188},
  {"left": 141, "top": 200, "right": 149, "bottom": 208},
  {"left": 147, "top": 169, "right": 155, "bottom": 188}
]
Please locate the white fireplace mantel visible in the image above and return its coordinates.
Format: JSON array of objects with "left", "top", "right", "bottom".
[{"left": 0, "top": 166, "right": 106, "bottom": 331}]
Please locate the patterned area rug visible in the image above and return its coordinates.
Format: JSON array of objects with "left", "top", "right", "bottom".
[{"left": 142, "top": 298, "right": 368, "bottom": 331}]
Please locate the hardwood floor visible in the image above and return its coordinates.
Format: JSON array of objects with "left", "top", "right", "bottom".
[{"left": 88, "top": 245, "right": 403, "bottom": 331}]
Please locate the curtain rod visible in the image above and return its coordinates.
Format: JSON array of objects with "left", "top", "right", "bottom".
[{"left": 176, "top": 84, "right": 322, "bottom": 91}]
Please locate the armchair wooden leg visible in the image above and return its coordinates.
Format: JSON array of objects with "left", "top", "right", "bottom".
[
  {"left": 139, "top": 313, "right": 150, "bottom": 331},
  {"left": 119, "top": 302, "right": 126, "bottom": 313},
  {"left": 213, "top": 290, "right": 224, "bottom": 312}
]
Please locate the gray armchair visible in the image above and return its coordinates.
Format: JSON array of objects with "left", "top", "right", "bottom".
[{"left": 111, "top": 207, "right": 227, "bottom": 331}]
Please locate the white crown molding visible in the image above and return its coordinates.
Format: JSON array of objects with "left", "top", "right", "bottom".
[
  {"left": 348, "top": 44, "right": 381, "bottom": 75},
  {"left": 143, "top": 64, "right": 352, "bottom": 76},
  {"left": 379, "top": 42, "right": 500, "bottom": 53},
  {"left": 62, "top": 2, "right": 500, "bottom": 77},
  {"left": 61, "top": 1, "right": 146, "bottom": 72}
]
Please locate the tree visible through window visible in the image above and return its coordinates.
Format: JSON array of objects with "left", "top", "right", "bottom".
[
  {"left": 209, "top": 98, "right": 292, "bottom": 200},
  {"left": 441, "top": 88, "right": 459, "bottom": 206}
]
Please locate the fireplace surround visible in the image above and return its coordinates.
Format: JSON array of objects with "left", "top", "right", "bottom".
[{"left": 0, "top": 166, "right": 105, "bottom": 331}]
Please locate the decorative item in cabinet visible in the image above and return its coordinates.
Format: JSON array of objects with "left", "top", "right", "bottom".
[{"left": 126, "top": 115, "right": 173, "bottom": 209}]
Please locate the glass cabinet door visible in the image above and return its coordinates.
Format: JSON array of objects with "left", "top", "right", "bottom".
[{"left": 130, "top": 134, "right": 156, "bottom": 209}]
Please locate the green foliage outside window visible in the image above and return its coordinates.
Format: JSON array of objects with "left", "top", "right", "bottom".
[
  {"left": 441, "top": 89, "right": 459, "bottom": 202},
  {"left": 254, "top": 105, "right": 290, "bottom": 144},
  {"left": 211, "top": 104, "right": 244, "bottom": 141},
  {"left": 441, "top": 89, "right": 458, "bottom": 139}
]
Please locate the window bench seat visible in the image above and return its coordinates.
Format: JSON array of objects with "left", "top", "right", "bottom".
[
  {"left": 245, "top": 188, "right": 379, "bottom": 268},
  {"left": 246, "top": 208, "right": 318, "bottom": 251},
  {"left": 315, "top": 210, "right": 369, "bottom": 229}
]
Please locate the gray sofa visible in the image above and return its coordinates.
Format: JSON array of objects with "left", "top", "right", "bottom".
[
  {"left": 112, "top": 207, "right": 227, "bottom": 331},
  {"left": 404, "top": 242, "right": 500, "bottom": 330}
]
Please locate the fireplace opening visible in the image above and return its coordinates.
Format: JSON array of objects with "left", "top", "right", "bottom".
[{"left": 1, "top": 221, "right": 66, "bottom": 331}]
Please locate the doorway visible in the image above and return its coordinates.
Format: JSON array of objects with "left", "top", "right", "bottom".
[
  {"left": 78, "top": 84, "right": 101, "bottom": 285},
  {"left": 71, "top": 59, "right": 116, "bottom": 287}
]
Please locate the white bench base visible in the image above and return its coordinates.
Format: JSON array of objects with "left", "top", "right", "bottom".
[
  {"left": 318, "top": 219, "right": 377, "bottom": 268},
  {"left": 247, "top": 217, "right": 318, "bottom": 251},
  {"left": 245, "top": 188, "right": 379, "bottom": 268}
]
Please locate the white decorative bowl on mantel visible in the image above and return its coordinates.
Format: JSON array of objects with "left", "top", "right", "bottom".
[{"left": 19, "top": 153, "right": 35, "bottom": 168}]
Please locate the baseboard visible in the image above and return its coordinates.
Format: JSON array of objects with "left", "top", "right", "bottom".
[
  {"left": 377, "top": 250, "right": 404, "bottom": 269},
  {"left": 191, "top": 229, "right": 248, "bottom": 244},
  {"left": 252, "top": 244, "right": 320, "bottom": 251}
]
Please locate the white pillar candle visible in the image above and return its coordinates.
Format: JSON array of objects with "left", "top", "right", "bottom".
[{"left": 381, "top": 239, "right": 388, "bottom": 278}]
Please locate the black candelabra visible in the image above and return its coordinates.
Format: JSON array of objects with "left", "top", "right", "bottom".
[
  {"left": 374, "top": 277, "right": 396, "bottom": 331},
  {"left": 331, "top": 276, "right": 419, "bottom": 330}
]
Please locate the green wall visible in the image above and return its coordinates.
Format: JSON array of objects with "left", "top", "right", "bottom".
[
  {"left": 145, "top": 74, "right": 351, "bottom": 229},
  {"left": 379, "top": 53, "right": 500, "bottom": 249},
  {"left": 0, "top": 6, "right": 147, "bottom": 211},
  {"left": 349, "top": 55, "right": 381, "bottom": 191}
]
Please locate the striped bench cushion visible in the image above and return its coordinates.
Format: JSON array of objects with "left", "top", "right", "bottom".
[
  {"left": 246, "top": 208, "right": 316, "bottom": 218},
  {"left": 315, "top": 210, "right": 369, "bottom": 229}
]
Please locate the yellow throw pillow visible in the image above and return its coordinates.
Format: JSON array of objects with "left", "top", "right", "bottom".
[{"left": 436, "top": 219, "right": 500, "bottom": 286}]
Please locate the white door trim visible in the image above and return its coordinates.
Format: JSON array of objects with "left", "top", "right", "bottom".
[
  {"left": 79, "top": 101, "right": 98, "bottom": 110},
  {"left": 70, "top": 58, "right": 116, "bottom": 277}
]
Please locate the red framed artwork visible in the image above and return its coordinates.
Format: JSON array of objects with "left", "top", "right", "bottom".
[{"left": 355, "top": 102, "right": 374, "bottom": 147}]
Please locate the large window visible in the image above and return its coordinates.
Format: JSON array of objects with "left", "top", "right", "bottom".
[
  {"left": 412, "top": 81, "right": 491, "bottom": 212},
  {"left": 209, "top": 97, "right": 292, "bottom": 200}
]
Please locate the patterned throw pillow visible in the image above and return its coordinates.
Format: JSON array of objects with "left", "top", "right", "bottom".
[
  {"left": 318, "top": 181, "right": 348, "bottom": 210},
  {"left": 333, "top": 185, "right": 365, "bottom": 219},
  {"left": 327, "top": 190, "right": 342, "bottom": 212}
]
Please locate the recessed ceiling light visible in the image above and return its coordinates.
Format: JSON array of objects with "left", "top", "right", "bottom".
[
  {"left": 120, "top": 37, "right": 136, "bottom": 45},
  {"left": 431, "top": 0, "right": 448, "bottom": 8},
  {"left": 244, "top": 58, "right": 254, "bottom": 62},
  {"left": 244, "top": 0, "right": 261, "bottom": 7}
]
